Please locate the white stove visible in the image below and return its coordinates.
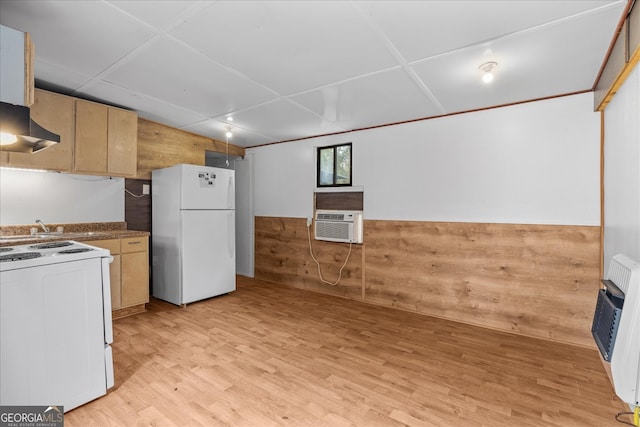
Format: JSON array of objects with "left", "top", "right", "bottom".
[
  {"left": 0, "top": 240, "right": 114, "bottom": 411},
  {"left": 0, "top": 240, "right": 107, "bottom": 270}
]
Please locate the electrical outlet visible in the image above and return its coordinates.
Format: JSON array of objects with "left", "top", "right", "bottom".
[
  {"left": 142, "top": 184, "right": 150, "bottom": 195},
  {"left": 307, "top": 217, "right": 312, "bottom": 226}
]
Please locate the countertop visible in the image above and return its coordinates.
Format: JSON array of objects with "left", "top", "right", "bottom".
[{"left": 0, "top": 222, "right": 149, "bottom": 247}]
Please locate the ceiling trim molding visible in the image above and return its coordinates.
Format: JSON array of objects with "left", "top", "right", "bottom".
[
  {"left": 593, "top": 0, "right": 639, "bottom": 110},
  {"left": 247, "top": 89, "right": 592, "bottom": 149}
]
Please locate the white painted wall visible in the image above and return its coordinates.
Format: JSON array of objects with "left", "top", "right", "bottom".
[
  {"left": 250, "top": 92, "right": 600, "bottom": 226},
  {"left": 603, "top": 63, "right": 640, "bottom": 269},
  {"left": 0, "top": 168, "right": 124, "bottom": 225},
  {"left": 253, "top": 140, "right": 316, "bottom": 219}
]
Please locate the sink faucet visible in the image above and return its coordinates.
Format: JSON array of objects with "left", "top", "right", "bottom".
[{"left": 35, "top": 219, "right": 50, "bottom": 233}]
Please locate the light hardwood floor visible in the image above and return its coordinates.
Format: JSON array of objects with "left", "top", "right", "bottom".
[{"left": 66, "top": 276, "right": 624, "bottom": 426}]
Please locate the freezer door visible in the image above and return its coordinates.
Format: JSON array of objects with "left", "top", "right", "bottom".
[
  {"left": 180, "top": 210, "right": 236, "bottom": 304},
  {"left": 180, "top": 164, "right": 235, "bottom": 210}
]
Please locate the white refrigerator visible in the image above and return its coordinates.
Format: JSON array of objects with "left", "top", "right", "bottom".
[{"left": 152, "top": 164, "right": 236, "bottom": 305}]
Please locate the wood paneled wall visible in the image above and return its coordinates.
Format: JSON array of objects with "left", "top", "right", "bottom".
[
  {"left": 136, "top": 118, "right": 245, "bottom": 179},
  {"left": 255, "top": 216, "right": 601, "bottom": 348},
  {"left": 315, "top": 191, "right": 364, "bottom": 211},
  {"left": 256, "top": 217, "right": 364, "bottom": 301}
]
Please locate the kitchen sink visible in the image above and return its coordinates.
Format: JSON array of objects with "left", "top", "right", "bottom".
[
  {"left": 1, "top": 233, "right": 70, "bottom": 241},
  {"left": 66, "top": 232, "right": 107, "bottom": 237},
  {"left": 0, "top": 231, "right": 108, "bottom": 242},
  {"left": 34, "top": 232, "right": 64, "bottom": 237}
]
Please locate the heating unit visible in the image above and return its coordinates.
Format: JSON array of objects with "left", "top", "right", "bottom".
[{"left": 592, "top": 254, "right": 640, "bottom": 411}]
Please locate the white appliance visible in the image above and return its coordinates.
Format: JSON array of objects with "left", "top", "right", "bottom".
[
  {"left": 152, "top": 164, "right": 236, "bottom": 305},
  {"left": 315, "top": 210, "right": 364, "bottom": 244},
  {"left": 608, "top": 254, "right": 640, "bottom": 409},
  {"left": 0, "top": 240, "right": 114, "bottom": 412}
]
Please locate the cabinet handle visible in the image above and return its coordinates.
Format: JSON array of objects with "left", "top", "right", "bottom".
[{"left": 127, "top": 241, "right": 141, "bottom": 245}]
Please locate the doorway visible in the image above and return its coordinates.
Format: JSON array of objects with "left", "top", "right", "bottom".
[{"left": 205, "top": 151, "right": 254, "bottom": 277}]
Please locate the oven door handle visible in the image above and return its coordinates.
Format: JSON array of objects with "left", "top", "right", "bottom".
[{"left": 102, "top": 255, "right": 114, "bottom": 344}]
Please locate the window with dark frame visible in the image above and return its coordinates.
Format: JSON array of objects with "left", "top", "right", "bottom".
[{"left": 317, "top": 143, "right": 352, "bottom": 187}]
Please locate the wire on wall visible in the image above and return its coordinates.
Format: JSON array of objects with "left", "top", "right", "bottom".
[
  {"left": 614, "top": 407, "right": 640, "bottom": 426},
  {"left": 306, "top": 221, "right": 352, "bottom": 286},
  {"left": 124, "top": 188, "right": 146, "bottom": 198}
]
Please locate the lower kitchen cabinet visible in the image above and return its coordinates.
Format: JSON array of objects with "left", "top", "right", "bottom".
[
  {"left": 86, "top": 235, "right": 148, "bottom": 317},
  {"left": 120, "top": 236, "right": 149, "bottom": 307}
]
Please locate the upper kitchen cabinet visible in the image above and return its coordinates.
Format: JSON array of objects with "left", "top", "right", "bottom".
[
  {"left": 74, "top": 99, "right": 137, "bottom": 177},
  {"left": 108, "top": 107, "right": 138, "bottom": 176},
  {"left": 4, "top": 89, "right": 75, "bottom": 171},
  {"left": 0, "top": 25, "right": 34, "bottom": 107},
  {"left": 74, "top": 100, "right": 108, "bottom": 174}
]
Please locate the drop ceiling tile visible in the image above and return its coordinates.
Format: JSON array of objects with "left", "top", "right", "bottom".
[
  {"left": 225, "top": 100, "right": 346, "bottom": 143},
  {"left": 360, "top": 0, "right": 624, "bottom": 62},
  {"left": 170, "top": 1, "right": 399, "bottom": 95},
  {"left": 103, "top": 35, "right": 278, "bottom": 118},
  {"left": 77, "top": 80, "right": 210, "bottom": 129},
  {"left": 0, "top": 0, "right": 155, "bottom": 77},
  {"left": 34, "top": 59, "right": 93, "bottom": 92},
  {"left": 182, "top": 119, "right": 276, "bottom": 148},
  {"left": 107, "top": 1, "right": 201, "bottom": 29},
  {"left": 412, "top": 4, "right": 623, "bottom": 114},
  {"left": 291, "top": 68, "right": 442, "bottom": 130}
]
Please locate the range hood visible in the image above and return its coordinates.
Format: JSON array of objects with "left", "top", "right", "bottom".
[{"left": 0, "top": 101, "right": 60, "bottom": 153}]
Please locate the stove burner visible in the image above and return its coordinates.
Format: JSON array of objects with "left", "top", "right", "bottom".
[
  {"left": 57, "top": 248, "right": 94, "bottom": 255},
  {"left": 0, "top": 252, "right": 43, "bottom": 262},
  {"left": 29, "top": 241, "right": 74, "bottom": 250},
  {"left": 0, "top": 247, "right": 14, "bottom": 253}
]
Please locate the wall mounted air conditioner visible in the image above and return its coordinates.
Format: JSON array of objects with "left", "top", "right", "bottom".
[{"left": 314, "top": 210, "right": 363, "bottom": 244}]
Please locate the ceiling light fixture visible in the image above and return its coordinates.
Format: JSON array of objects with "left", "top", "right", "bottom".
[{"left": 479, "top": 61, "right": 498, "bottom": 83}]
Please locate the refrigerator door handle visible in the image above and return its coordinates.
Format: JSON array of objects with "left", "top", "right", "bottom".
[
  {"left": 228, "top": 211, "right": 235, "bottom": 258},
  {"left": 227, "top": 175, "right": 234, "bottom": 209}
]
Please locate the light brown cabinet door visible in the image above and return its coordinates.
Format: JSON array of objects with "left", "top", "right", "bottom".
[
  {"left": 24, "top": 33, "right": 34, "bottom": 106},
  {"left": 74, "top": 99, "right": 108, "bottom": 174},
  {"left": 8, "top": 89, "right": 75, "bottom": 171},
  {"left": 121, "top": 250, "right": 149, "bottom": 307},
  {"left": 107, "top": 108, "right": 137, "bottom": 176}
]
